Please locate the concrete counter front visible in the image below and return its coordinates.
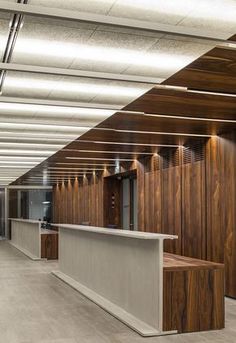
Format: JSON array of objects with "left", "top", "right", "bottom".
[
  {"left": 52, "top": 224, "right": 177, "bottom": 337},
  {"left": 9, "top": 219, "right": 58, "bottom": 260}
]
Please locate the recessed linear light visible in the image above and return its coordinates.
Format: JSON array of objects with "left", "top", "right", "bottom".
[
  {"left": 154, "top": 84, "right": 236, "bottom": 98},
  {"left": 218, "top": 42, "right": 236, "bottom": 50},
  {"left": 154, "top": 85, "right": 187, "bottom": 92},
  {"left": 55, "top": 163, "right": 116, "bottom": 167},
  {"left": 188, "top": 89, "right": 236, "bottom": 98},
  {"left": 101, "top": 129, "right": 213, "bottom": 138},
  {"left": 66, "top": 157, "right": 135, "bottom": 161},
  {"left": 47, "top": 167, "right": 104, "bottom": 171},
  {"left": 78, "top": 140, "right": 180, "bottom": 148},
  {"left": 63, "top": 149, "right": 154, "bottom": 155},
  {"left": 144, "top": 113, "right": 236, "bottom": 123}
]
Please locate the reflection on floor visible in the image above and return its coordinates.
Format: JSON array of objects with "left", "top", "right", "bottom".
[{"left": 0, "top": 241, "right": 235, "bottom": 343}]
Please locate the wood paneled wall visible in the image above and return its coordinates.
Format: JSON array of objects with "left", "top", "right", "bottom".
[
  {"left": 53, "top": 173, "right": 104, "bottom": 226},
  {"left": 53, "top": 132, "right": 236, "bottom": 298},
  {"left": 220, "top": 131, "right": 236, "bottom": 298}
]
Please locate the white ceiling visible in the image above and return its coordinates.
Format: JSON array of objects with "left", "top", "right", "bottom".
[{"left": 0, "top": 0, "right": 235, "bottom": 184}]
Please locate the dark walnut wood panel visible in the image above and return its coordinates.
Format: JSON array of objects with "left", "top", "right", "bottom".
[
  {"left": 220, "top": 131, "right": 236, "bottom": 298},
  {"left": 125, "top": 88, "right": 236, "bottom": 120},
  {"left": 67, "top": 140, "right": 159, "bottom": 154},
  {"left": 103, "top": 177, "right": 122, "bottom": 229},
  {"left": 161, "top": 150, "right": 182, "bottom": 255},
  {"left": 41, "top": 232, "right": 58, "bottom": 260},
  {"left": 163, "top": 253, "right": 225, "bottom": 333},
  {"left": 97, "top": 112, "right": 236, "bottom": 136},
  {"left": 165, "top": 47, "right": 236, "bottom": 93},
  {"left": 77, "top": 128, "right": 188, "bottom": 145},
  {"left": 182, "top": 159, "right": 206, "bottom": 260},
  {"left": 206, "top": 136, "right": 225, "bottom": 264}
]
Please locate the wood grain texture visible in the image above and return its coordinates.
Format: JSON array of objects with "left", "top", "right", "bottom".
[
  {"left": 52, "top": 133, "right": 236, "bottom": 301},
  {"left": 182, "top": 159, "right": 206, "bottom": 260},
  {"left": 206, "top": 136, "right": 224, "bottom": 263},
  {"left": 41, "top": 233, "right": 58, "bottom": 260},
  {"left": 163, "top": 254, "right": 225, "bottom": 333},
  {"left": 220, "top": 131, "right": 236, "bottom": 298}
]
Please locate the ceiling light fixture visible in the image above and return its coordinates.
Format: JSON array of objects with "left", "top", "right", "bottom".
[
  {"left": 66, "top": 157, "right": 135, "bottom": 161},
  {"left": 63, "top": 149, "right": 154, "bottom": 155},
  {"left": 144, "top": 113, "right": 236, "bottom": 123}
]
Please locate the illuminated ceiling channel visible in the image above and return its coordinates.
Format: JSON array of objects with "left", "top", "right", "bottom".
[{"left": 0, "top": 0, "right": 236, "bottom": 185}]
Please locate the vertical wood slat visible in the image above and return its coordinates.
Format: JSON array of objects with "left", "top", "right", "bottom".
[
  {"left": 161, "top": 149, "right": 182, "bottom": 255},
  {"left": 220, "top": 131, "right": 236, "bottom": 298},
  {"left": 181, "top": 143, "right": 206, "bottom": 260},
  {"left": 206, "top": 137, "right": 224, "bottom": 263}
]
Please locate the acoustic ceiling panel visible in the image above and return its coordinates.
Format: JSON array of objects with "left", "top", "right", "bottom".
[
  {"left": 2, "top": 71, "right": 150, "bottom": 105},
  {"left": 30, "top": 0, "right": 236, "bottom": 35}
]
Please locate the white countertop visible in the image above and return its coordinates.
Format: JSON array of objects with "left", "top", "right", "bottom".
[
  {"left": 9, "top": 218, "right": 45, "bottom": 224},
  {"left": 40, "top": 228, "right": 58, "bottom": 235},
  {"left": 52, "top": 224, "right": 177, "bottom": 241}
]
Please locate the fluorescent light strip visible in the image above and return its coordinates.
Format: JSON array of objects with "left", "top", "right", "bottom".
[
  {"left": 64, "top": 149, "right": 153, "bottom": 155},
  {"left": 144, "top": 113, "right": 236, "bottom": 123},
  {"left": 66, "top": 157, "right": 135, "bottom": 161},
  {"left": 78, "top": 140, "right": 180, "bottom": 148}
]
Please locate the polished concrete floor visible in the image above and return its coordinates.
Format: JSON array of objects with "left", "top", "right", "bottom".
[{"left": 0, "top": 241, "right": 235, "bottom": 343}]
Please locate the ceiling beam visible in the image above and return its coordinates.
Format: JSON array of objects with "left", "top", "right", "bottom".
[
  {"left": 0, "top": 1, "right": 232, "bottom": 42},
  {"left": 0, "top": 62, "right": 164, "bottom": 84}
]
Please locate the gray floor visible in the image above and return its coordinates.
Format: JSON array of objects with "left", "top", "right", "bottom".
[{"left": 0, "top": 241, "right": 235, "bottom": 343}]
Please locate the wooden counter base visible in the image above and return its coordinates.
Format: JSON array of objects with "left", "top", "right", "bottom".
[{"left": 163, "top": 254, "right": 225, "bottom": 333}]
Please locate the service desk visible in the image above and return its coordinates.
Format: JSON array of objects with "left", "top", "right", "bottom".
[
  {"left": 52, "top": 224, "right": 177, "bottom": 337},
  {"left": 9, "top": 219, "right": 58, "bottom": 260}
]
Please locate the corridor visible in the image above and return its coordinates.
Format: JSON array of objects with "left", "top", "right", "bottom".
[{"left": 0, "top": 241, "right": 235, "bottom": 343}]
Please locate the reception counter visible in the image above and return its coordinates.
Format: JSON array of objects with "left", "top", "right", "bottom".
[
  {"left": 9, "top": 219, "right": 58, "bottom": 260},
  {"left": 52, "top": 223, "right": 177, "bottom": 337}
]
